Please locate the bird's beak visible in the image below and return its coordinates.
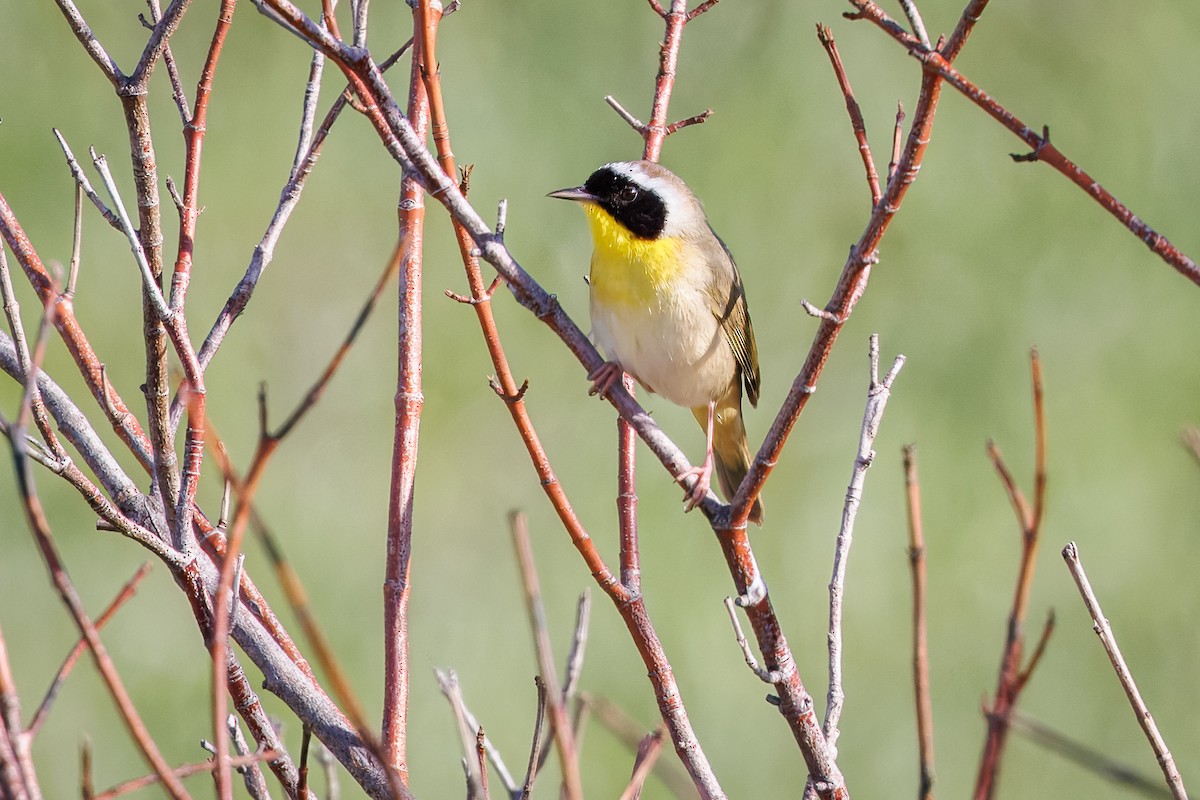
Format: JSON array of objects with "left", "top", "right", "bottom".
[{"left": 547, "top": 186, "right": 595, "bottom": 203}]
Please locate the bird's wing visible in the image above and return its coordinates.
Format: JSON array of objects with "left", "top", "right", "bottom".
[{"left": 705, "top": 228, "right": 761, "bottom": 407}]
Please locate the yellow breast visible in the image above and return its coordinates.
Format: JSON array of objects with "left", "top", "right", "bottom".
[{"left": 584, "top": 203, "right": 684, "bottom": 309}]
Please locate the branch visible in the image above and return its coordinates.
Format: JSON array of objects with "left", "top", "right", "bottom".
[
  {"left": 975, "top": 349, "right": 1052, "bottom": 800},
  {"left": 902, "top": 446, "right": 935, "bottom": 800},
  {"left": 510, "top": 511, "right": 584, "bottom": 800},
  {"left": 823, "top": 336, "right": 904, "bottom": 751},
  {"left": 816, "top": 25, "right": 881, "bottom": 206},
  {"left": 27, "top": 563, "right": 153, "bottom": 738},
  {"left": 846, "top": 0, "right": 1200, "bottom": 287},
  {"left": 380, "top": 2, "right": 434, "bottom": 780},
  {"left": 8, "top": 441, "right": 189, "bottom": 798},
  {"left": 1062, "top": 543, "right": 1188, "bottom": 800}
]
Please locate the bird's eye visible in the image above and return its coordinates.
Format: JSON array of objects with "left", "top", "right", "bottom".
[{"left": 617, "top": 185, "right": 639, "bottom": 203}]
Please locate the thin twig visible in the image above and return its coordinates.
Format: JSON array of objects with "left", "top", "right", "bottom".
[
  {"left": 89, "top": 751, "right": 283, "bottom": 800},
  {"left": 974, "top": 349, "right": 1051, "bottom": 800},
  {"left": 9, "top": 445, "right": 189, "bottom": 798},
  {"left": 476, "top": 727, "right": 490, "bottom": 800},
  {"left": 902, "top": 445, "right": 935, "bottom": 800},
  {"left": 28, "top": 563, "right": 153, "bottom": 737},
  {"left": 510, "top": 511, "right": 583, "bottom": 800},
  {"left": 846, "top": 0, "right": 1200, "bottom": 287},
  {"left": 434, "top": 670, "right": 486, "bottom": 799},
  {"left": 896, "top": 0, "right": 931, "bottom": 49},
  {"left": 50, "top": 129, "right": 121, "bottom": 230},
  {"left": 816, "top": 24, "right": 881, "bottom": 206},
  {"left": 617, "top": 728, "right": 666, "bottom": 800},
  {"left": 823, "top": 335, "right": 904, "bottom": 751},
  {"left": 67, "top": 181, "right": 83, "bottom": 296},
  {"left": 1015, "top": 609, "right": 1055, "bottom": 691},
  {"left": 89, "top": 150, "right": 171, "bottom": 321},
  {"left": 561, "top": 591, "right": 591, "bottom": 702},
  {"left": 228, "top": 715, "right": 272, "bottom": 800},
  {"left": 1062, "top": 542, "right": 1188, "bottom": 800},
  {"left": 888, "top": 102, "right": 905, "bottom": 182},
  {"left": 519, "top": 677, "right": 549, "bottom": 800},
  {"left": 429, "top": 675, "right": 520, "bottom": 796},
  {"left": 605, "top": 95, "right": 647, "bottom": 135},
  {"left": 0, "top": 620, "right": 36, "bottom": 800},
  {"left": 723, "top": 598, "right": 783, "bottom": 683}
]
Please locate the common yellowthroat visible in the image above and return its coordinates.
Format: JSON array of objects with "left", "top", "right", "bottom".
[{"left": 549, "top": 161, "right": 764, "bottom": 524}]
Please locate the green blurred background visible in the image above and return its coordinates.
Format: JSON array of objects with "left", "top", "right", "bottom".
[{"left": 2, "top": 1, "right": 1199, "bottom": 797}]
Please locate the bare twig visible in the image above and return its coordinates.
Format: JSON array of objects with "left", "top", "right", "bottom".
[
  {"left": 888, "top": 103, "right": 905, "bottom": 182},
  {"left": 434, "top": 670, "right": 486, "bottom": 799},
  {"left": 823, "top": 335, "right": 904, "bottom": 751},
  {"left": 519, "top": 677, "right": 549, "bottom": 800},
  {"left": 896, "top": 0, "right": 931, "bottom": 49},
  {"left": 845, "top": 0, "right": 1200, "bottom": 287},
  {"left": 88, "top": 150, "right": 171, "bottom": 322},
  {"left": 299, "top": 724, "right": 312, "bottom": 799},
  {"left": 476, "top": 727, "right": 491, "bottom": 800},
  {"left": 723, "top": 598, "right": 783, "bottom": 683},
  {"left": 9, "top": 447, "right": 189, "bottom": 798},
  {"left": 902, "top": 446, "right": 935, "bottom": 800},
  {"left": 28, "top": 563, "right": 153, "bottom": 737},
  {"left": 0, "top": 621, "right": 37, "bottom": 800},
  {"left": 428, "top": 673, "right": 519, "bottom": 796},
  {"left": 206, "top": 420, "right": 370, "bottom": 729},
  {"left": 1062, "top": 543, "right": 1188, "bottom": 800},
  {"left": 228, "top": 715, "right": 272, "bottom": 800},
  {"left": 816, "top": 24, "right": 881, "bottom": 206},
  {"left": 975, "top": 349, "right": 1051, "bottom": 800},
  {"left": 617, "top": 728, "right": 666, "bottom": 800},
  {"left": 605, "top": 95, "right": 646, "bottom": 133},
  {"left": 510, "top": 512, "right": 583, "bottom": 800},
  {"left": 561, "top": 591, "right": 591, "bottom": 702},
  {"left": 50, "top": 129, "right": 121, "bottom": 230},
  {"left": 89, "top": 751, "right": 282, "bottom": 800}
]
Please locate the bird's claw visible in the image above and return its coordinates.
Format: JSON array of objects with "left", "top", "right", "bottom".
[
  {"left": 588, "top": 361, "right": 624, "bottom": 397},
  {"left": 679, "top": 457, "right": 714, "bottom": 512}
]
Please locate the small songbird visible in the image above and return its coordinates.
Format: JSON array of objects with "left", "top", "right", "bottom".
[{"left": 549, "top": 161, "right": 764, "bottom": 523}]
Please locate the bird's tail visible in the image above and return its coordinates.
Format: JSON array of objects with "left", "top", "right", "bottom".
[{"left": 692, "top": 383, "right": 764, "bottom": 525}]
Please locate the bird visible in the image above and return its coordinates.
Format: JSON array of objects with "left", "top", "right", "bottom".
[{"left": 549, "top": 160, "right": 764, "bottom": 524}]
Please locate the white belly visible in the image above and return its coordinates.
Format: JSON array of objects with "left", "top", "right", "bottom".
[{"left": 591, "top": 283, "right": 734, "bottom": 408}]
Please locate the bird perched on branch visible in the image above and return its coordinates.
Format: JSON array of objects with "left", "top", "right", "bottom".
[{"left": 549, "top": 160, "right": 764, "bottom": 524}]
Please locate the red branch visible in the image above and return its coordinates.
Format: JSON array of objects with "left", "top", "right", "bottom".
[
  {"left": 974, "top": 349, "right": 1050, "bottom": 800},
  {"left": 847, "top": 0, "right": 1200, "bottom": 287},
  {"left": 28, "top": 563, "right": 153, "bottom": 737},
  {"left": 902, "top": 447, "right": 936, "bottom": 800},
  {"left": 411, "top": 0, "right": 721, "bottom": 791},
  {"left": 381, "top": 3, "right": 433, "bottom": 781},
  {"left": 10, "top": 450, "right": 188, "bottom": 798}
]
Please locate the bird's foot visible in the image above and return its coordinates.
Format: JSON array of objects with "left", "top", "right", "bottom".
[
  {"left": 679, "top": 453, "right": 715, "bottom": 512},
  {"left": 587, "top": 361, "right": 625, "bottom": 397}
]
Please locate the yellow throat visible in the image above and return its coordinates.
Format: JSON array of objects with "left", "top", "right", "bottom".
[{"left": 583, "top": 203, "right": 684, "bottom": 308}]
